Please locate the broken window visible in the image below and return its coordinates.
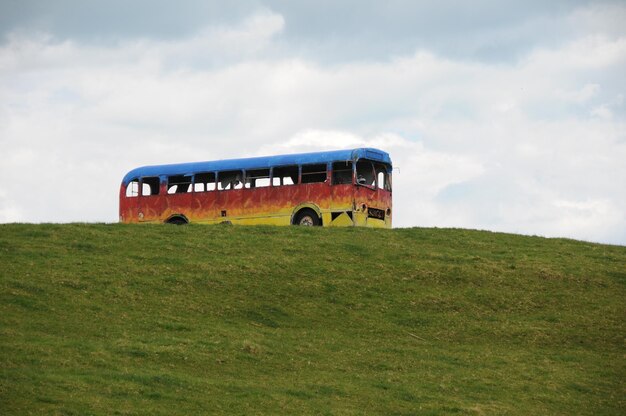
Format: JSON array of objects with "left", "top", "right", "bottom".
[
  {"left": 301, "top": 164, "right": 327, "bottom": 184},
  {"left": 245, "top": 169, "right": 270, "bottom": 188},
  {"left": 193, "top": 172, "right": 216, "bottom": 192},
  {"left": 377, "top": 171, "right": 385, "bottom": 190},
  {"left": 141, "top": 177, "right": 160, "bottom": 196},
  {"left": 126, "top": 179, "right": 139, "bottom": 197},
  {"left": 167, "top": 175, "right": 192, "bottom": 194},
  {"left": 374, "top": 163, "right": 391, "bottom": 191},
  {"left": 272, "top": 165, "right": 298, "bottom": 186},
  {"left": 356, "top": 160, "right": 376, "bottom": 188},
  {"left": 332, "top": 161, "right": 353, "bottom": 185},
  {"left": 218, "top": 170, "right": 244, "bottom": 190}
]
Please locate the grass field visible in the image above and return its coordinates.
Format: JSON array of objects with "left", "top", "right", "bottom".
[{"left": 0, "top": 224, "right": 624, "bottom": 415}]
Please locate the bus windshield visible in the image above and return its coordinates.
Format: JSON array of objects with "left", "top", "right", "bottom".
[{"left": 356, "top": 160, "right": 391, "bottom": 191}]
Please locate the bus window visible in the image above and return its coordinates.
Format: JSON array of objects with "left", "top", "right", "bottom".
[
  {"left": 141, "top": 177, "right": 160, "bottom": 196},
  {"left": 356, "top": 161, "right": 375, "bottom": 188},
  {"left": 374, "top": 163, "right": 391, "bottom": 191},
  {"left": 167, "top": 175, "right": 192, "bottom": 194},
  {"left": 332, "top": 161, "right": 352, "bottom": 185},
  {"left": 377, "top": 171, "right": 385, "bottom": 190},
  {"left": 218, "top": 170, "right": 244, "bottom": 190},
  {"left": 302, "top": 164, "right": 327, "bottom": 184},
  {"left": 126, "top": 179, "right": 139, "bottom": 197},
  {"left": 272, "top": 165, "right": 298, "bottom": 186},
  {"left": 194, "top": 172, "right": 216, "bottom": 192},
  {"left": 245, "top": 169, "right": 270, "bottom": 188}
]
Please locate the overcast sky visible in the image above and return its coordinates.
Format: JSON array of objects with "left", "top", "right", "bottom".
[{"left": 1, "top": 1, "right": 625, "bottom": 245}]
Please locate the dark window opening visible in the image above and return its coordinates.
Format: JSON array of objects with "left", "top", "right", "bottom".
[
  {"left": 272, "top": 165, "right": 298, "bottom": 186},
  {"left": 356, "top": 161, "right": 376, "bottom": 188},
  {"left": 167, "top": 175, "right": 192, "bottom": 194},
  {"left": 332, "top": 161, "right": 353, "bottom": 185},
  {"left": 331, "top": 211, "right": 353, "bottom": 221},
  {"left": 141, "top": 177, "right": 160, "bottom": 196},
  {"left": 218, "top": 170, "right": 244, "bottom": 190},
  {"left": 245, "top": 169, "right": 270, "bottom": 188},
  {"left": 301, "top": 164, "right": 327, "bottom": 184},
  {"left": 126, "top": 179, "right": 139, "bottom": 197},
  {"left": 194, "top": 172, "right": 216, "bottom": 192}
]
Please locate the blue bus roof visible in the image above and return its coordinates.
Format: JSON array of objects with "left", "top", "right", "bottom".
[{"left": 122, "top": 148, "right": 392, "bottom": 185}]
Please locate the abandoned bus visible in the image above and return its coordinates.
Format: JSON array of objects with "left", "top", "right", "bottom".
[{"left": 119, "top": 148, "right": 392, "bottom": 227}]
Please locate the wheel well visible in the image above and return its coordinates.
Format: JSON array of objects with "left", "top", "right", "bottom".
[
  {"left": 292, "top": 207, "right": 322, "bottom": 226},
  {"left": 165, "top": 214, "right": 189, "bottom": 225}
]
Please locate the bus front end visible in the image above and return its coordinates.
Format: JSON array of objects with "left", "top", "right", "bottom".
[{"left": 351, "top": 158, "right": 392, "bottom": 228}]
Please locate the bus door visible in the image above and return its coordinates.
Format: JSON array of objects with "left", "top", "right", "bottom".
[{"left": 330, "top": 161, "right": 355, "bottom": 226}]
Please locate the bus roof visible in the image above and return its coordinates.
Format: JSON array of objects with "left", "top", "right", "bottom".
[{"left": 121, "top": 148, "right": 391, "bottom": 185}]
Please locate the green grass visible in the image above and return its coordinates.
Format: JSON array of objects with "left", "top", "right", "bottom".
[{"left": 1, "top": 224, "right": 624, "bottom": 415}]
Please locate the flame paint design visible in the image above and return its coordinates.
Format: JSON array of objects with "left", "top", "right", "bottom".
[{"left": 119, "top": 182, "right": 392, "bottom": 228}]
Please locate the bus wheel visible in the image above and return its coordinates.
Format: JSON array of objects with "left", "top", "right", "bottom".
[
  {"left": 295, "top": 209, "right": 321, "bottom": 226},
  {"left": 166, "top": 216, "right": 188, "bottom": 225}
]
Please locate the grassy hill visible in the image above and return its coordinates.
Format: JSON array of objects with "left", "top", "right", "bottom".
[{"left": 1, "top": 224, "right": 624, "bottom": 415}]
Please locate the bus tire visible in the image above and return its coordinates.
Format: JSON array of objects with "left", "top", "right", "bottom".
[
  {"left": 166, "top": 216, "right": 188, "bottom": 225},
  {"left": 294, "top": 209, "right": 321, "bottom": 226}
]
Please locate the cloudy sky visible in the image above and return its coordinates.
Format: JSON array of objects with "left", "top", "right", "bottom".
[{"left": 1, "top": 0, "right": 625, "bottom": 245}]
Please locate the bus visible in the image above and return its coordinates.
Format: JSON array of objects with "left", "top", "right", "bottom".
[{"left": 119, "top": 148, "right": 392, "bottom": 228}]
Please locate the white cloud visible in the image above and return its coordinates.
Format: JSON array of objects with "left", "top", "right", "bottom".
[
  {"left": 1, "top": 5, "right": 625, "bottom": 245},
  {"left": 591, "top": 105, "right": 613, "bottom": 120}
]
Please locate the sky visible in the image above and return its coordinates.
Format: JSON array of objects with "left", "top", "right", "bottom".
[{"left": 0, "top": 0, "right": 625, "bottom": 245}]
